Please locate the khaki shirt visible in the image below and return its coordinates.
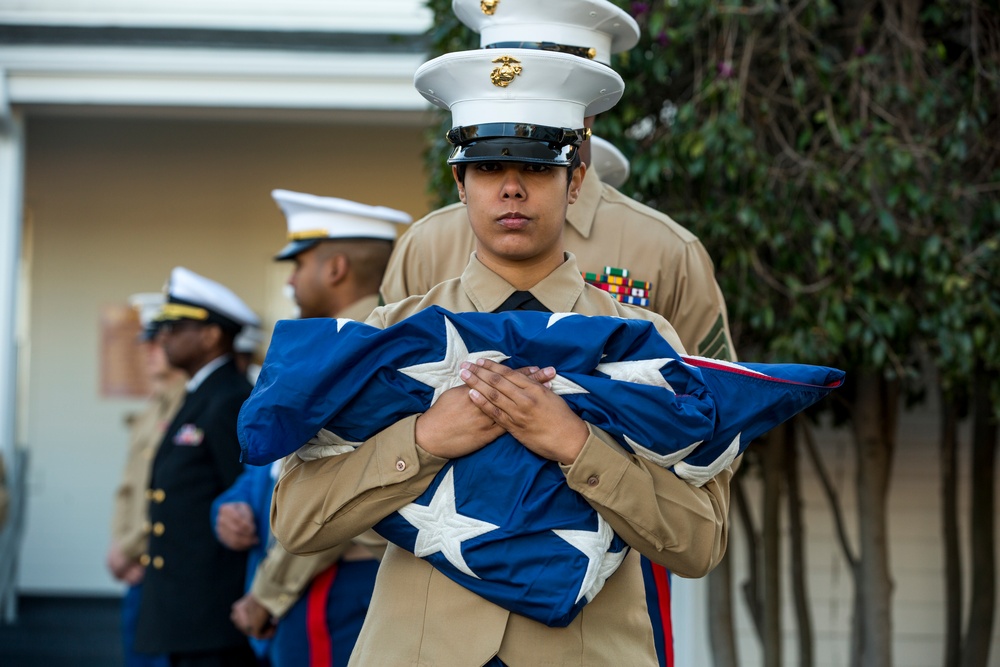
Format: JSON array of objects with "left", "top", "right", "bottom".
[
  {"left": 110, "top": 376, "right": 187, "bottom": 561},
  {"left": 381, "top": 169, "right": 736, "bottom": 360},
  {"left": 273, "top": 255, "right": 732, "bottom": 667},
  {"left": 251, "top": 294, "right": 388, "bottom": 619}
]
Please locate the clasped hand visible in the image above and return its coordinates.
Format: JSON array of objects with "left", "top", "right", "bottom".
[{"left": 414, "top": 359, "right": 587, "bottom": 465}]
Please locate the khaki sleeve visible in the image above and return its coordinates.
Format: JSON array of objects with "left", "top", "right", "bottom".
[
  {"left": 250, "top": 543, "right": 347, "bottom": 618},
  {"left": 380, "top": 229, "right": 425, "bottom": 305},
  {"left": 661, "top": 240, "right": 737, "bottom": 362},
  {"left": 561, "top": 424, "right": 732, "bottom": 578},
  {"left": 271, "top": 414, "right": 448, "bottom": 555}
]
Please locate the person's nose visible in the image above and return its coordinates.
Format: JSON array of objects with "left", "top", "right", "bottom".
[{"left": 499, "top": 168, "right": 525, "bottom": 200}]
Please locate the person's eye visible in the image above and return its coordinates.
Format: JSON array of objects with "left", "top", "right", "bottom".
[
  {"left": 476, "top": 162, "right": 502, "bottom": 172},
  {"left": 524, "top": 163, "right": 550, "bottom": 174}
]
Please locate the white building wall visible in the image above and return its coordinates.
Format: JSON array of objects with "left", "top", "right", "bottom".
[{"left": 0, "top": 0, "right": 432, "bottom": 33}]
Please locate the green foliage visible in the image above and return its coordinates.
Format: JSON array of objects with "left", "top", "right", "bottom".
[{"left": 422, "top": 0, "right": 1000, "bottom": 412}]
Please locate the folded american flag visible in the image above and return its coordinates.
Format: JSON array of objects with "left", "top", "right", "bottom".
[{"left": 239, "top": 306, "right": 843, "bottom": 626}]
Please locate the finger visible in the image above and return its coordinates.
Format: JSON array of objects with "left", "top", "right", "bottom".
[
  {"left": 460, "top": 366, "right": 522, "bottom": 417},
  {"left": 467, "top": 386, "right": 512, "bottom": 426},
  {"left": 512, "top": 365, "right": 556, "bottom": 389}
]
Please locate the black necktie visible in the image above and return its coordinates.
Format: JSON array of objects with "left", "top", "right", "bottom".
[{"left": 493, "top": 290, "right": 551, "bottom": 313}]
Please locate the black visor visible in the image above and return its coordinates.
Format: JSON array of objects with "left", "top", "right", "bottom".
[{"left": 446, "top": 123, "right": 588, "bottom": 165}]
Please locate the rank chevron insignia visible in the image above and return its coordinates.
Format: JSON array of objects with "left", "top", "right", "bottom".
[{"left": 239, "top": 306, "right": 844, "bottom": 626}]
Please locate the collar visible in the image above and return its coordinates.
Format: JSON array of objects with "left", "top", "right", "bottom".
[
  {"left": 565, "top": 168, "right": 602, "bottom": 239},
  {"left": 186, "top": 354, "right": 231, "bottom": 393},
  {"left": 461, "top": 252, "right": 586, "bottom": 314},
  {"left": 336, "top": 294, "right": 380, "bottom": 322}
]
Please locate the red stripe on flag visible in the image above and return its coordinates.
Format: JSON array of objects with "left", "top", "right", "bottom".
[
  {"left": 651, "top": 563, "right": 674, "bottom": 667},
  {"left": 306, "top": 563, "right": 338, "bottom": 667}
]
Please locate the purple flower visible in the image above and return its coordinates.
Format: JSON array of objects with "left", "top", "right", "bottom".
[
  {"left": 854, "top": 45, "right": 867, "bottom": 57},
  {"left": 717, "top": 61, "right": 734, "bottom": 79},
  {"left": 656, "top": 31, "right": 671, "bottom": 47},
  {"left": 631, "top": 2, "right": 650, "bottom": 16}
]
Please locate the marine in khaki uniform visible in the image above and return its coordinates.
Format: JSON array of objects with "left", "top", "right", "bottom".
[
  {"left": 272, "top": 47, "right": 733, "bottom": 667},
  {"left": 106, "top": 293, "right": 186, "bottom": 667},
  {"left": 379, "top": 3, "right": 736, "bottom": 664},
  {"left": 213, "top": 190, "right": 407, "bottom": 667}
]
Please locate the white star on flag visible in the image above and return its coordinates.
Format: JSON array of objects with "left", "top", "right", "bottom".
[
  {"left": 295, "top": 428, "right": 361, "bottom": 461},
  {"left": 554, "top": 514, "right": 622, "bottom": 603},
  {"left": 624, "top": 434, "right": 702, "bottom": 468},
  {"left": 335, "top": 318, "right": 355, "bottom": 332},
  {"left": 398, "top": 317, "right": 509, "bottom": 404},
  {"left": 674, "top": 433, "right": 743, "bottom": 487},
  {"left": 546, "top": 312, "right": 579, "bottom": 327},
  {"left": 398, "top": 467, "right": 499, "bottom": 579},
  {"left": 596, "top": 358, "right": 677, "bottom": 393}
]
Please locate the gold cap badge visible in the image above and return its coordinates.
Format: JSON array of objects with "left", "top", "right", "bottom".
[
  {"left": 481, "top": 0, "right": 499, "bottom": 15},
  {"left": 490, "top": 55, "right": 522, "bottom": 88}
]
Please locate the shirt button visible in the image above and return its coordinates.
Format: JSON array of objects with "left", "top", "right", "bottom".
[
  {"left": 152, "top": 556, "right": 164, "bottom": 570},
  {"left": 587, "top": 475, "right": 600, "bottom": 487},
  {"left": 139, "top": 554, "right": 151, "bottom": 566},
  {"left": 395, "top": 459, "right": 406, "bottom": 472},
  {"left": 153, "top": 522, "right": 165, "bottom": 536}
]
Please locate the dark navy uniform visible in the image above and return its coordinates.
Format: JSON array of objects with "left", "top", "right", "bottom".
[{"left": 135, "top": 359, "right": 253, "bottom": 660}]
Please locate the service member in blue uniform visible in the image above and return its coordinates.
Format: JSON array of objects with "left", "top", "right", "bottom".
[{"left": 134, "top": 267, "right": 261, "bottom": 667}]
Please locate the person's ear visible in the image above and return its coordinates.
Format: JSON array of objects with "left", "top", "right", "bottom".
[
  {"left": 327, "top": 253, "right": 350, "bottom": 286},
  {"left": 453, "top": 166, "right": 467, "bottom": 204},
  {"left": 201, "top": 323, "right": 223, "bottom": 349},
  {"left": 568, "top": 163, "right": 586, "bottom": 204}
]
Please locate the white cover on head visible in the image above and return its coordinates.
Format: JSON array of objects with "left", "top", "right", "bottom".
[
  {"left": 234, "top": 325, "right": 264, "bottom": 354},
  {"left": 272, "top": 189, "right": 412, "bottom": 243},
  {"left": 590, "top": 135, "right": 631, "bottom": 188},
  {"left": 165, "top": 266, "right": 260, "bottom": 328},
  {"left": 453, "top": 0, "right": 640, "bottom": 65},
  {"left": 415, "top": 48, "right": 624, "bottom": 130},
  {"left": 128, "top": 292, "right": 165, "bottom": 329}
]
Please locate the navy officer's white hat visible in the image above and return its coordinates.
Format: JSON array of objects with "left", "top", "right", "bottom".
[
  {"left": 590, "top": 135, "right": 630, "bottom": 188},
  {"left": 271, "top": 189, "right": 412, "bottom": 261},
  {"left": 415, "top": 48, "right": 624, "bottom": 166},
  {"left": 128, "top": 292, "right": 165, "bottom": 340},
  {"left": 156, "top": 267, "right": 260, "bottom": 333},
  {"left": 453, "top": 0, "right": 640, "bottom": 65},
  {"left": 234, "top": 325, "right": 264, "bottom": 354}
]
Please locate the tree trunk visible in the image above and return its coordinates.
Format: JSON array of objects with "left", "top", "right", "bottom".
[
  {"left": 961, "top": 366, "right": 998, "bottom": 667},
  {"left": 851, "top": 370, "right": 898, "bottom": 667},
  {"left": 941, "top": 385, "right": 962, "bottom": 667},
  {"left": 734, "top": 467, "right": 764, "bottom": 641},
  {"left": 761, "top": 430, "right": 785, "bottom": 667},
  {"left": 708, "top": 552, "right": 739, "bottom": 667},
  {"left": 787, "top": 419, "right": 813, "bottom": 667}
]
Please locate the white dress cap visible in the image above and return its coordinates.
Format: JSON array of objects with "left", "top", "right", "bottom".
[
  {"left": 128, "top": 292, "right": 166, "bottom": 330},
  {"left": 159, "top": 266, "right": 260, "bottom": 331},
  {"left": 453, "top": 0, "right": 640, "bottom": 65},
  {"left": 234, "top": 325, "right": 264, "bottom": 354},
  {"left": 415, "top": 48, "right": 623, "bottom": 132},
  {"left": 271, "top": 189, "right": 412, "bottom": 260},
  {"left": 590, "top": 135, "right": 630, "bottom": 188}
]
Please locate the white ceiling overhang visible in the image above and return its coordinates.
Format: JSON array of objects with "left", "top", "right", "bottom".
[
  {"left": 0, "top": 45, "right": 430, "bottom": 112},
  {"left": 0, "top": 1, "right": 438, "bottom": 121}
]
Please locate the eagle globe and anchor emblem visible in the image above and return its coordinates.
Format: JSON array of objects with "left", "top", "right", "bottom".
[
  {"left": 490, "top": 55, "right": 522, "bottom": 87},
  {"left": 480, "top": 0, "right": 499, "bottom": 15}
]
